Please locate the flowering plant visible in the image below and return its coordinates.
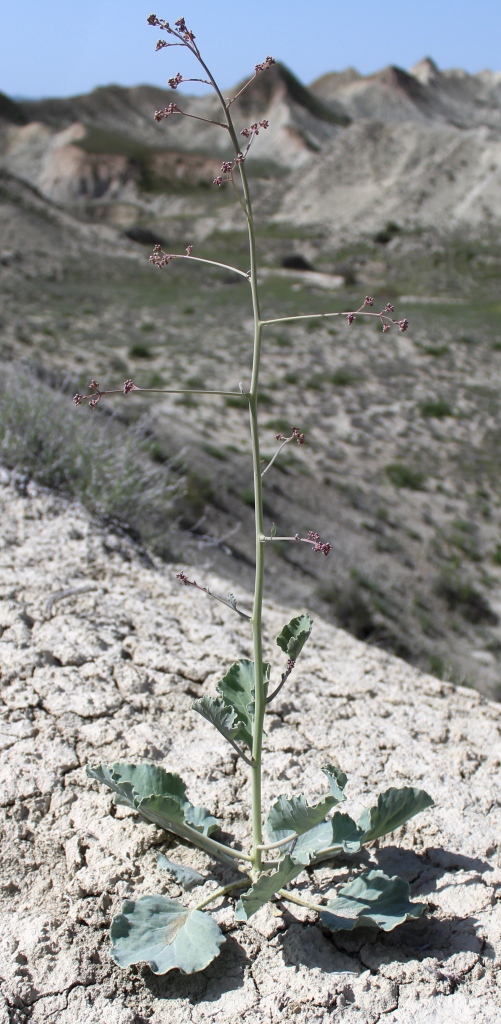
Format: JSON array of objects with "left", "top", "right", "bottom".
[{"left": 79, "top": 14, "right": 430, "bottom": 977}]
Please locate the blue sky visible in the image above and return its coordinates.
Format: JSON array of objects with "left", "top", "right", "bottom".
[{"left": 2, "top": 0, "right": 500, "bottom": 99}]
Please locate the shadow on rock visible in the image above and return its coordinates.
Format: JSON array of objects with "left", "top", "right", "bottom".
[{"left": 140, "top": 933, "right": 251, "bottom": 1005}]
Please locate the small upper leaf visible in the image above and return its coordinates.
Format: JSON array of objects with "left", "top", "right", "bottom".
[
  {"left": 156, "top": 854, "right": 205, "bottom": 890},
  {"left": 216, "top": 660, "right": 270, "bottom": 749},
  {"left": 265, "top": 764, "right": 347, "bottom": 845},
  {"left": 320, "top": 870, "right": 427, "bottom": 932},
  {"left": 276, "top": 614, "right": 313, "bottom": 661},
  {"left": 191, "top": 694, "right": 241, "bottom": 743},
  {"left": 235, "top": 856, "right": 303, "bottom": 921},
  {"left": 110, "top": 895, "right": 225, "bottom": 974},
  {"left": 86, "top": 762, "right": 219, "bottom": 837},
  {"left": 357, "top": 787, "right": 434, "bottom": 844},
  {"left": 321, "top": 764, "right": 348, "bottom": 802}
]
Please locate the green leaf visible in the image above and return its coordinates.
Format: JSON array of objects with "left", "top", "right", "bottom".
[
  {"left": 235, "top": 856, "right": 303, "bottom": 921},
  {"left": 322, "top": 764, "right": 348, "bottom": 802},
  {"left": 320, "top": 870, "right": 427, "bottom": 932},
  {"left": 357, "top": 787, "right": 434, "bottom": 844},
  {"left": 216, "top": 660, "right": 270, "bottom": 749},
  {"left": 110, "top": 895, "right": 225, "bottom": 974},
  {"left": 156, "top": 854, "right": 205, "bottom": 890},
  {"left": 291, "top": 812, "right": 363, "bottom": 865},
  {"left": 191, "top": 694, "right": 240, "bottom": 743},
  {"left": 86, "top": 762, "right": 219, "bottom": 837},
  {"left": 265, "top": 764, "right": 347, "bottom": 845},
  {"left": 276, "top": 614, "right": 313, "bottom": 660},
  {"left": 290, "top": 821, "right": 334, "bottom": 864}
]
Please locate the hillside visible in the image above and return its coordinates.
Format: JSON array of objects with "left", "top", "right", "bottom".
[
  {"left": 0, "top": 473, "right": 500, "bottom": 1023},
  {"left": 1, "top": 58, "right": 501, "bottom": 696}
]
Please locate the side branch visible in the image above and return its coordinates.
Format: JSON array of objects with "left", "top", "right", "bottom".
[
  {"left": 261, "top": 298, "right": 408, "bottom": 333},
  {"left": 176, "top": 572, "right": 251, "bottom": 622}
]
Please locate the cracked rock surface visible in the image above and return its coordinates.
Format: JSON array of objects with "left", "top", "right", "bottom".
[{"left": 1, "top": 472, "right": 501, "bottom": 1023}]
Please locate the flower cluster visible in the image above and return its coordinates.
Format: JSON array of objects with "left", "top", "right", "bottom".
[
  {"left": 147, "top": 14, "right": 195, "bottom": 43},
  {"left": 345, "top": 297, "right": 410, "bottom": 333},
  {"left": 213, "top": 154, "right": 244, "bottom": 187},
  {"left": 176, "top": 571, "right": 195, "bottom": 586},
  {"left": 275, "top": 427, "right": 305, "bottom": 445},
  {"left": 123, "top": 379, "right": 137, "bottom": 394},
  {"left": 168, "top": 72, "right": 184, "bottom": 89},
  {"left": 73, "top": 379, "right": 102, "bottom": 410},
  {"left": 149, "top": 244, "right": 173, "bottom": 267},
  {"left": 241, "top": 120, "right": 269, "bottom": 139},
  {"left": 149, "top": 243, "right": 193, "bottom": 267},
  {"left": 255, "top": 56, "right": 276, "bottom": 74},
  {"left": 307, "top": 531, "right": 332, "bottom": 556},
  {"left": 154, "top": 102, "right": 180, "bottom": 122}
]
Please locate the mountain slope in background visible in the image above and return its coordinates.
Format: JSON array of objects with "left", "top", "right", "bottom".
[{"left": 1, "top": 58, "right": 501, "bottom": 238}]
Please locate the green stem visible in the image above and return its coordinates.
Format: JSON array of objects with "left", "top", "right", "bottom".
[
  {"left": 137, "top": 807, "right": 252, "bottom": 866},
  {"left": 189, "top": 46, "right": 266, "bottom": 880},
  {"left": 277, "top": 889, "right": 326, "bottom": 914},
  {"left": 194, "top": 879, "right": 249, "bottom": 912}
]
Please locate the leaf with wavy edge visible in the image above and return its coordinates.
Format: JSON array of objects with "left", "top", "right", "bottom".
[
  {"left": 357, "top": 787, "right": 434, "bottom": 844},
  {"left": 276, "top": 614, "right": 313, "bottom": 660},
  {"left": 266, "top": 764, "right": 348, "bottom": 844},
  {"left": 235, "top": 856, "right": 303, "bottom": 921},
  {"left": 216, "top": 659, "right": 270, "bottom": 749},
  {"left": 292, "top": 812, "right": 363, "bottom": 865},
  {"left": 156, "top": 854, "right": 205, "bottom": 890},
  {"left": 320, "top": 870, "right": 427, "bottom": 932},
  {"left": 110, "top": 895, "right": 225, "bottom": 974},
  {"left": 191, "top": 694, "right": 241, "bottom": 743},
  {"left": 289, "top": 786, "right": 433, "bottom": 866},
  {"left": 86, "top": 762, "right": 219, "bottom": 837}
]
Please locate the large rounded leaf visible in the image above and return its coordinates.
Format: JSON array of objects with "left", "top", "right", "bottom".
[
  {"left": 320, "top": 870, "right": 427, "bottom": 932},
  {"left": 110, "top": 895, "right": 226, "bottom": 975}
]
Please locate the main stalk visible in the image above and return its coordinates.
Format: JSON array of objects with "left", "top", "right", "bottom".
[{"left": 194, "top": 55, "right": 266, "bottom": 874}]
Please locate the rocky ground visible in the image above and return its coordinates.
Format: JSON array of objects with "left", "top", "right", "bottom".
[{"left": 1, "top": 471, "right": 501, "bottom": 1023}]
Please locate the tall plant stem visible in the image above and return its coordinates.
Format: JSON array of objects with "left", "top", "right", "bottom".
[{"left": 190, "top": 48, "right": 266, "bottom": 877}]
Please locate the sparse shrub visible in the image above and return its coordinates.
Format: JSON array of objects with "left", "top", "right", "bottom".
[
  {"left": 129, "top": 342, "right": 153, "bottom": 359},
  {"left": 434, "top": 570, "right": 498, "bottom": 624},
  {"left": 0, "top": 364, "right": 179, "bottom": 540},
  {"left": 76, "top": 14, "right": 431, "bottom": 979},
  {"left": 386, "top": 463, "right": 426, "bottom": 490},
  {"left": 492, "top": 544, "right": 501, "bottom": 565},
  {"left": 424, "top": 344, "right": 449, "bottom": 357},
  {"left": 329, "top": 367, "right": 358, "bottom": 387},
  {"left": 420, "top": 398, "right": 453, "bottom": 419}
]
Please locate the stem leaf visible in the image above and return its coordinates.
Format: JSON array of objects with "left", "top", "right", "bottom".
[
  {"left": 156, "top": 854, "right": 205, "bottom": 890},
  {"left": 357, "top": 786, "right": 434, "bottom": 844},
  {"left": 276, "top": 614, "right": 313, "bottom": 660},
  {"left": 320, "top": 870, "right": 427, "bottom": 932},
  {"left": 86, "top": 762, "right": 219, "bottom": 836},
  {"left": 191, "top": 694, "right": 241, "bottom": 742},
  {"left": 265, "top": 763, "right": 347, "bottom": 844},
  {"left": 110, "top": 895, "right": 225, "bottom": 974},
  {"left": 292, "top": 811, "right": 363, "bottom": 865},
  {"left": 216, "top": 659, "right": 270, "bottom": 749},
  {"left": 235, "top": 856, "right": 302, "bottom": 921}
]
